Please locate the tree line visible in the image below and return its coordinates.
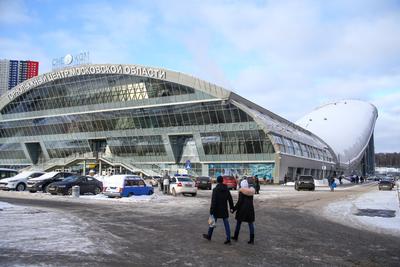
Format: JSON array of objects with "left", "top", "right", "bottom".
[{"left": 375, "top": 153, "right": 400, "bottom": 167}]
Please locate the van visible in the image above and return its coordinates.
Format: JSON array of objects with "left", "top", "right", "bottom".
[{"left": 103, "top": 175, "right": 154, "bottom": 197}]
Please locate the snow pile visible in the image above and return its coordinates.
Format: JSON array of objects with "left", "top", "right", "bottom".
[
  {"left": 325, "top": 190, "right": 400, "bottom": 237},
  {"left": 0, "top": 201, "right": 114, "bottom": 254}
]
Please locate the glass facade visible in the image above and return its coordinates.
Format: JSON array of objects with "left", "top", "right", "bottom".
[
  {"left": 272, "top": 134, "right": 333, "bottom": 162},
  {"left": 108, "top": 136, "right": 166, "bottom": 157},
  {"left": 2, "top": 74, "right": 197, "bottom": 114},
  {"left": 0, "top": 143, "right": 25, "bottom": 159},
  {"left": 44, "top": 140, "right": 91, "bottom": 158},
  {"left": 0, "top": 102, "right": 253, "bottom": 138},
  {"left": 201, "top": 130, "right": 274, "bottom": 155}
]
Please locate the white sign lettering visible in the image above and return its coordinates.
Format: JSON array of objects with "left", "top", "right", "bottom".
[
  {"left": 52, "top": 51, "right": 90, "bottom": 70},
  {"left": 7, "top": 64, "right": 167, "bottom": 101}
]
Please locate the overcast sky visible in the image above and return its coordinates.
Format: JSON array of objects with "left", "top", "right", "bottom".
[{"left": 0, "top": 0, "right": 399, "bottom": 152}]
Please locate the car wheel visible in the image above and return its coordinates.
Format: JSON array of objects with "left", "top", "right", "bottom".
[
  {"left": 94, "top": 187, "right": 101, "bottom": 195},
  {"left": 172, "top": 188, "right": 177, "bottom": 197},
  {"left": 67, "top": 188, "right": 72, "bottom": 195},
  {"left": 128, "top": 193, "right": 133, "bottom": 197},
  {"left": 192, "top": 193, "right": 197, "bottom": 197},
  {"left": 16, "top": 183, "right": 25, "bottom": 191},
  {"left": 148, "top": 190, "right": 153, "bottom": 195}
]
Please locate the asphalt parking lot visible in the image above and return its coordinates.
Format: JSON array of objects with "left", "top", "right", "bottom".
[{"left": 0, "top": 184, "right": 399, "bottom": 267}]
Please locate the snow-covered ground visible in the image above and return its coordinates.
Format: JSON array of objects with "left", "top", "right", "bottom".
[
  {"left": 0, "top": 201, "right": 115, "bottom": 255},
  {"left": 324, "top": 189, "right": 400, "bottom": 237},
  {"left": 0, "top": 188, "right": 210, "bottom": 211}
]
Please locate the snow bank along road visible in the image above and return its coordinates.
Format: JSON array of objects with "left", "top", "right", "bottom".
[{"left": 0, "top": 183, "right": 399, "bottom": 267}]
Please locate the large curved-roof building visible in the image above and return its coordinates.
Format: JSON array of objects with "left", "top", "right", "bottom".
[
  {"left": 0, "top": 64, "right": 369, "bottom": 182},
  {"left": 297, "top": 100, "right": 378, "bottom": 176}
]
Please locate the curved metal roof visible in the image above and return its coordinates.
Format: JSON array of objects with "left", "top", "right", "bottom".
[{"left": 296, "top": 99, "right": 378, "bottom": 164}]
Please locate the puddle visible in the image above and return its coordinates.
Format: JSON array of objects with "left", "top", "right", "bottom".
[{"left": 354, "top": 209, "right": 396, "bottom": 218}]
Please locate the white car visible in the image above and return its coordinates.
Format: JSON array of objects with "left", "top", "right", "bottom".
[
  {"left": 0, "top": 171, "right": 45, "bottom": 191},
  {"left": 169, "top": 176, "right": 197, "bottom": 197}
]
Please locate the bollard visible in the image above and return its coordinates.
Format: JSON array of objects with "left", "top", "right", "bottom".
[
  {"left": 397, "top": 182, "right": 400, "bottom": 208},
  {"left": 72, "top": 185, "right": 80, "bottom": 198}
]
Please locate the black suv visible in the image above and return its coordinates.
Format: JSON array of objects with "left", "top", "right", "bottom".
[
  {"left": 47, "top": 175, "right": 103, "bottom": 195},
  {"left": 195, "top": 176, "right": 212, "bottom": 190},
  {"left": 27, "top": 171, "right": 74, "bottom": 193},
  {"left": 295, "top": 175, "right": 315, "bottom": 191},
  {"left": 378, "top": 179, "right": 394, "bottom": 190}
]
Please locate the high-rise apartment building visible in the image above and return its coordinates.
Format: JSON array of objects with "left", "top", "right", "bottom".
[{"left": 0, "top": 59, "right": 39, "bottom": 96}]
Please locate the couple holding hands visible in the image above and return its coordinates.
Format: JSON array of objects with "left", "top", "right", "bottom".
[{"left": 203, "top": 176, "right": 255, "bottom": 245}]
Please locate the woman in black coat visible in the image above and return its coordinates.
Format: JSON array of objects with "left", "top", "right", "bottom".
[
  {"left": 203, "top": 176, "right": 234, "bottom": 244},
  {"left": 232, "top": 179, "right": 255, "bottom": 244}
]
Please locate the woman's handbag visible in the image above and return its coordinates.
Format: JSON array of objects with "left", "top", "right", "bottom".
[{"left": 208, "top": 215, "right": 216, "bottom": 228}]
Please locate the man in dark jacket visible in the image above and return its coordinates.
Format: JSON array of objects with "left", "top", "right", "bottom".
[
  {"left": 254, "top": 175, "right": 260, "bottom": 194},
  {"left": 203, "top": 176, "right": 234, "bottom": 244}
]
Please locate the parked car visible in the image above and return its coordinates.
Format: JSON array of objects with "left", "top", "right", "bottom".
[
  {"left": 27, "top": 171, "right": 74, "bottom": 193},
  {"left": 0, "top": 168, "right": 18, "bottom": 180},
  {"left": 222, "top": 176, "right": 237, "bottom": 190},
  {"left": 195, "top": 176, "right": 212, "bottom": 190},
  {"left": 103, "top": 175, "right": 154, "bottom": 197},
  {"left": 170, "top": 175, "right": 197, "bottom": 196},
  {"left": 378, "top": 178, "right": 394, "bottom": 190},
  {"left": 295, "top": 175, "right": 315, "bottom": 191},
  {"left": 47, "top": 175, "right": 102, "bottom": 195},
  {"left": 0, "top": 171, "right": 45, "bottom": 191}
]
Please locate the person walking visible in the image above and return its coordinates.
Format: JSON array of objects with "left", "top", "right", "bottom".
[
  {"left": 163, "top": 172, "right": 170, "bottom": 195},
  {"left": 330, "top": 178, "right": 337, "bottom": 192},
  {"left": 232, "top": 179, "right": 255, "bottom": 244},
  {"left": 160, "top": 173, "right": 164, "bottom": 192},
  {"left": 338, "top": 175, "right": 343, "bottom": 185},
  {"left": 254, "top": 175, "right": 260, "bottom": 194},
  {"left": 203, "top": 176, "right": 234, "bottom": 244},
  {"left": 327, "top": 176, "right": 333, "bottom": 187}
]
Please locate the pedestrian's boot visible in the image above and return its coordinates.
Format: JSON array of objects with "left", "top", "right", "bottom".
[
  {"left": 224, "top": 239, "right": 231, "bottom": 245},
  {"left": 202, "top": 234, "right": 211, "bottom": 241},
  {"left": 231, "top": 231, "right": 239, "bottom": 241},
  {"left": 248, "top": 234, "right": 254, "bottom": 244}
]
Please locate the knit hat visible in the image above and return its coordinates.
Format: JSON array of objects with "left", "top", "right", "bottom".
[
  {"left": 217, "top": 176, "right": 223, "bottom": 183},
  {"left": 240, "top": 179, "right": 249, "bottom": 188}
]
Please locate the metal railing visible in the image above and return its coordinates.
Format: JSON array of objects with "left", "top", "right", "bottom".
[{"left": 18, "top": 152, "right": 162, "bottom": 177}]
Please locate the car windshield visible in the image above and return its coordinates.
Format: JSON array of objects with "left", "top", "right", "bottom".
[
  {"left": 62, "top": 176, "right": 80, "bottom": 182},
  {"left": 199, "top": 177, "right": 210, "bottom": 181},
  {"left": 177, "top": 178, "right": 192, "bottom": 182},
  {"left": 37, "top": 172, "right": 59, "bottom": 179},
  {"left": 10, "top": 172, "right": 33, "bottom": 179},
  {"left": 299, "top": 176, "right": 313, "bottom": 181}
]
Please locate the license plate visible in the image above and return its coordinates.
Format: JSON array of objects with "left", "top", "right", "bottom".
[{"left": 185, "top": 184, "right": 192, "bottom": 187}]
